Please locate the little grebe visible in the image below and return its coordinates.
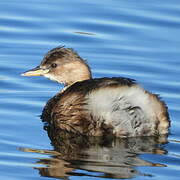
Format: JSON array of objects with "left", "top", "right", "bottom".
[{"left": 22, "top": 47, "right": 170, "bottom": 137}]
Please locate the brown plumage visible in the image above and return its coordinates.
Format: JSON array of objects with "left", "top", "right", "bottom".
[{"left": 22, "top": 47, "right": 170, "bottom": 137}]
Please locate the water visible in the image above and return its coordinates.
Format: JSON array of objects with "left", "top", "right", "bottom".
[{"left": 0, "top": 0, "right": 180, "bottom": 179}]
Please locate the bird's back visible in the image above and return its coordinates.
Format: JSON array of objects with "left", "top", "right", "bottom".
[{"left": 42, "top": 77, "right": 170, "bottom": 137}]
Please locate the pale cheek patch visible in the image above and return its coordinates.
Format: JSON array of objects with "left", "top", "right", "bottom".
[{"left": 44, "top": 73, "right": 62, "bottom": 83}]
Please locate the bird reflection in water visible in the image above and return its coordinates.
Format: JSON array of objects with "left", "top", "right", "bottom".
[{"left": 21, "top": 124, "right": 168, "bottom": 179}]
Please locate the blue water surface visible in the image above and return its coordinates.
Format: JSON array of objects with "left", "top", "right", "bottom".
[{"left": 0, "top": 0, "right": 180, "bottom": 179}]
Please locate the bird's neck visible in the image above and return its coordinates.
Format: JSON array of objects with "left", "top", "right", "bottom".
[{"left": 63, "top": 61, "right": 92, "bottom": 86}]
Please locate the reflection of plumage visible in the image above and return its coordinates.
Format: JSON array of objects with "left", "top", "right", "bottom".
[
  {"left": 21, "top": 128, "right": 168, "bottom": 179},
  {"left": 22, "top": 47, "right": 170, "bottom": 137}
]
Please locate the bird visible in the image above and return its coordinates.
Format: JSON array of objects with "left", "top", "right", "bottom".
[{"left": 21, "top": 47, "right": 170, "bottom": 137}]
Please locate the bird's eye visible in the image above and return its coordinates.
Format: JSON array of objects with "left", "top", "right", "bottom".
[{"left": 51, "top": 63, "right": 57, "bottom": 68}]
